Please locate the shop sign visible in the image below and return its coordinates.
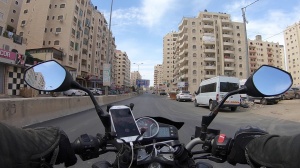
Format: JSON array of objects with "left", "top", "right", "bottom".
[{"left": 0, "top": 49, "right": 16, "bottom": 64}]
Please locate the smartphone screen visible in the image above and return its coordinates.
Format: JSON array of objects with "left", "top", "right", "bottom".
[{"left": 109, "top": 108, "right": 140, "bottom": 139}]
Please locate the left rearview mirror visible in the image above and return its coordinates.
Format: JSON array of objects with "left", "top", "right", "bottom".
[{"left": 24, "top": 60, "right": 72, "bottom": 92}]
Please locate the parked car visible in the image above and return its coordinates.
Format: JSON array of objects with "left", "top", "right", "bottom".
[
  {"left": 176, "top": 91, "right": 192, "bottom": 102},
  {"left": 160, "top": 92, "right": 167, "bottom": 95},
  {"left": 281, "top": 88, "right": 295, "bottom": 100},
  {"left": 89, "top": 88, "right": 102, "bottom": 95},
  {"left": 250, "top": 96, "right": 281, "bottom": 105},
  {"left": 63, "top": 89, "right": 87, "bottom": 96},
  {"left": 291, "top": 87, "right": 300, "bottom": 99}
]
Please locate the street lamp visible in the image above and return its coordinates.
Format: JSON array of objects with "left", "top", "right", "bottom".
[{"left": 133, "top": 63, "right": 143, "bottom": 72}]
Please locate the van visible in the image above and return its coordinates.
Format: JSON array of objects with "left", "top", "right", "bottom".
[{"left": 194, "top": 76, "right": 240, "bottom": 111}]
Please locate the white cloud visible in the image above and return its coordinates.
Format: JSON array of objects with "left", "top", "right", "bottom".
[{"left": 140, "top": 0, "right": 177, "bottom": 28}]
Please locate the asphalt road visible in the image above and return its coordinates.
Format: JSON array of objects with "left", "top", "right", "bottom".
[{"left": 28, "top": 93, "right": 300, "bottom": 168}]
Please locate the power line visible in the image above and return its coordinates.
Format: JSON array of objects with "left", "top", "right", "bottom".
[{"left": 264, "top": 23, "right": 299, "bottom": 41}]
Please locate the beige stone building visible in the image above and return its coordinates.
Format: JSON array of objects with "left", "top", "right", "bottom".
[
  {"left": 130, "top": 71, "right": 141, "bottom": 88},
  {"left": 284, "top": 22, "right": 300, "bottom": 86},
  {"left": 170, "top": 11, "right": 247, "bottom": 92},
  {"left": 154, "top": 64, "right": 164, "bottom": 91},
  {"left": 115, "top": 50, "right": 131, "bottom": 92},
  {"left": 163, "top": 31, "right": 178, "bottom": 92},
  {"left": 0, "top": 0, "right": 27, "bottom": 95},
  {"left": 16, "top": 0, "right": 116, "bottom": 87},
  {"left": 248, "top": 35, "right": 283, "bottom": 74}
]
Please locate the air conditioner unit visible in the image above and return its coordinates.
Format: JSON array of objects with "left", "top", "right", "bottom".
[
  {"left": 21, "top": 24, "right": 25, "bottom": 27},
  {"left": 59, "top": 47, "right": 63, "bottom": 51},
  {"left": 59, "top": 19, "right": 63, "bottom": 22},
  {"left": 55, "top": 32, "right": 59, "bottom": 35}
]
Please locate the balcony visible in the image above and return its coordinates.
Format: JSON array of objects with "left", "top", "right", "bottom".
[
  {"left": 180, "top": 74, "right": 188, "bottom": 79},
  {"left": 222, "top": 26, "right": 233, "bottom": 31},
  {"left": 223, "top": 41, "right": 234, "bottom": 46},
  {"left": 223, "top": 49, "right": 234, "bottom": 54},
  {"left": 268, "top": 57, "right": 273, "bottom": 60},
  {"left": 221, "top": 19, "right": 230, "bottom": 23},
  {"left": 249, "top": 55, "right": 257, "bottom": 59},
  {"left": 178, "top": 33, "right": 188, "bottom": 42},
  {"left": 81, "top": 65, "right": 88, "bottom": 72},
  {"left": 179, "top": 57, "right": 188, "bottom": 64},
  {"left": 179, "top": 41, "right": 188, "bottom": 49},
  {"left": 267, "top": 51, "right": 273, "bottom": 55},
  {"left": 224, "top": 66, "right": 235, "bottom": 71},
  {"left": 222, "top": 34, "right": 233, "bottom": 38},
  {"left": 179, "top": 18, "right": 188, "bottom": 29},
  {"left": 224, "top": 57, "right": 235, "bottom": 62},
  {"left": 249, "top": 49, "right": 256, "bottom": 53},
  {"left": 202, "top": 17, "right": 213, "bottom": 22},
  {"left": 179, "top": 49, "right": 188, "bottom": 57},
  {"left": 250, "top": 59, "right": 256, "bottom": 63},
  {"left": 203, "top": 40, "right": 215, "bottom": 45},
  {"left": 204, "top": 65, "right": 216, "bottom": 70},
  {"left": 203, "top": 24, "right": 214, "bottom": 29},
  {"left": 204, "top": 74, "right": 215, "bottom": 78},
  {"left": 178, "top": 26, "right": 187, "bottom": 36},
  {"left": 204, "top": 48, "right": 216, "bottom": 53},
  {"left": 204, "top": 56, "right": 215, "bottom": 61},
  {"left": 180, "top": 65, "right": 188, "bottom": 72},
  {"left": 203, "top": 32, "right": 214, "bottom": 36}
]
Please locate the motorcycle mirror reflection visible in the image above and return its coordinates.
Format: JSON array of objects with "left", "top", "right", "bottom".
[
  {"left": 24, "top": 60, "right": 68, "bottom": 91},
  {"left": 245, "top": 65, "right": 293, "bottom": 97}
]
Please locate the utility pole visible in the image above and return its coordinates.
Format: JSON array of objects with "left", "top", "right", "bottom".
[{"left": 104, "top": 0, "right": 114, "bottom": 96}]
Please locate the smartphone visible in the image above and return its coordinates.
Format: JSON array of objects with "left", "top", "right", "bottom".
[{"left": 109, "top": 105, "right": 142, "bottom": 143}]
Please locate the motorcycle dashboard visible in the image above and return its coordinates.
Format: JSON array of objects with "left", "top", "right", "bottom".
[{"left": 136, "top": 117, "right": 179, "bottom": 142}]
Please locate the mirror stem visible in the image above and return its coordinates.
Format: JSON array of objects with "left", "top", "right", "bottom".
[
  {"left": 71, "top": 82, "right": 111, "bottom": 132},
  {"left": 200, "top": 87, "right": 247, "bottom": 140}
]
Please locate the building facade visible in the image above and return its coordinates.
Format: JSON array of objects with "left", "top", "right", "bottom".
[
  {"left": 130, "top": 71, "right": 141, "bottom": 88},
  {"left": 154, "top": 64, "right": 164, "bottom": 92},
  {"left": 171, "top": 11, "right": 247, "bottom": 92},
  {"left": 16, "top": 0, "right": 116, "bottom": 87},
  {"left": 248, "top": 35, "right": 283, "bottom": 73},
  {"left": 163, "top": 31, "right": 178, "bottom": 92},
  {"left": 284, "top": 22, "right": 300, "bottom": 86},
  {"left": 115, "top": 50, "right": 131, "bottom": 92}
]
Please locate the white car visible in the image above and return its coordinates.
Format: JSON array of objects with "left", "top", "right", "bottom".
[
  {"left": 63, "top": 89, "right": 87, "bottom": 96},
  {"left": 176, "top": 91, "right": 192, "bottom": 102}
]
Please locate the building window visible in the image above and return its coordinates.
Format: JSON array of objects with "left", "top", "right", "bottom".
[
  {"left": 236, "top": 26, "right": 239, "bottom": 29},
  {"left": 58, "top": 15, "right": 63, "bottom": 20},
  {"left": 70, "top": 41, "right": 74, "bottom": 48},
  {"left": 21, "top": 20, "right": 26, "bottom": 24},
  {"left": 193, "top": 45, "right": 196, "bottom": 49},
  {"left": 193, "top": 70, "right": 197, "bottom": 74},
  {"left": 48, "top": 41, "right": 51, "bottom": 45},
  {"left": 26, "top": 0, "right": 30, "bottom": 3},
  {"left": 192, "top": 29, "right": 196, "bottom": 33},
  {"left": 193, "top": 53, "right": 197, "bottom": 57},
  {"left": 193, "top": 79, "right": 197, "bottom": 83},
  {"left": 237, "top": 33, "right": 240, "bottom": 36},
  {"left": 192, "top": 22, "right": 195, "bottom": 25},
  {"left": 193, "top": 62, "right": 196, "bottom": 65},
  {"left": 192, "top": 37, "right": 196, "bottom": 41},
  {"left": 11, "top": 19, "right": 14, "bottom": 23},
  {"left": 56, "top": 28, "right": 61, "bottom": 32},
  {"left": 240, "top": 72, "right": 243, "bottom": 76},
  {"left": 239, "top": 64, "right": 242, "bottom": 67},
  {"left": 44, "top": 28, "right": 47, "bottom": 32},
  {"left": 60, "top": 4, "right": 65, "bottom": 8},
  {"left": 69, "top": 55, "right": 73, "bottom": 61},
  {"left": 239, "top": 56, "right": 242, "bottom": 60},
  {"left": 238, "top": 40, "right": 241, "bottom": 44},
  {"left": 54, "top": 40, "right": 59, "bottom": 45},
  {"left": 24, "top": 9, "right": 28, "bottom": 14},
  {"left": 15, "top": 1, "right": 18, "bottom": 5},
  {"left": 13, "top": 10, "right": 16, "bottom": 13}
]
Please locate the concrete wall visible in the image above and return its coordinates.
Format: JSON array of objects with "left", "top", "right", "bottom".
[{"left": 0, "top": 94, "right": 136, "bottom": 127}]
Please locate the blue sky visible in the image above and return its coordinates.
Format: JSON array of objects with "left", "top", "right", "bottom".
[{"left": 91, "top": 0, "right": 300, "bottom": 86}]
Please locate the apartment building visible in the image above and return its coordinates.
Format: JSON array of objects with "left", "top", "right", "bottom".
[
  {"left": 248, "top": 35, "right": 283, "bottom": 73},
  {"left": 171, "top": 11, "right": 247, "bottom": 92},
  {"left": 16, "top": 0, "right": 116, "bottom": 87},
  {"left": 284, "top": 22, "right": 300, "bottom": 86},
  {"left": 163, "top": 31, "right": 178, "bottom": 92},
  {"left": 130, "top": 71, "right": 141, "bottom": 88},
  {"left": 0, "top": 0, "right": 27, "bottom": 95},
  {"left": 154, "top": 64, "right": 164, "bottom": 91},
  {"left": 115, "top": 50, "right": 131, "bottom": 91}
]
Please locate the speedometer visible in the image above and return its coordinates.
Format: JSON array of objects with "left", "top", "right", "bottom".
[{"left": 136, "top": 117, "right": 159, "bottom": 138}]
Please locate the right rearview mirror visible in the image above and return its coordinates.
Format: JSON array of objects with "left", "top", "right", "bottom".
[{"left": 245, "top": 65, "right": 292, "bottom": 97}]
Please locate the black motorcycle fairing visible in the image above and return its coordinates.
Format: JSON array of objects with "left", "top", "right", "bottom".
[{"left": 136, "top": 116, "right": 184, "bottom": 130}]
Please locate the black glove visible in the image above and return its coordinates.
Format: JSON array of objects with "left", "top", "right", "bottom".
[
  {"left": 52, "top": 131, "right": 77, "bottom": 167},
  {"left": 227, "top": 126, "right": 268, "bottom": 165}
]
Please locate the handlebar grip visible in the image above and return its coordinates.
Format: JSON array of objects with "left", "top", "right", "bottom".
[{"left": 72, "top": 134, "right": 100, "bottom": 161}]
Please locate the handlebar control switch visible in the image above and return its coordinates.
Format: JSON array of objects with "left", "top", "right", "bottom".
[
  {"left": 211, "top": 134, "right": 233, "bottom": 161},
  {"left": 72, "top": 134, "right": 100, "bottom": 161}
]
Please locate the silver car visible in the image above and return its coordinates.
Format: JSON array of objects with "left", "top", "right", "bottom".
[{"left": 176, "top": 91, "right": 192, "bottom": 102}]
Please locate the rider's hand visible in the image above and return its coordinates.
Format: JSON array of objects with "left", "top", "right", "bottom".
[
  {"left": 227, "top": 126, "right": 268, "bottom": 165},
  {"left": 53, "top": 131, "right": 77, "bottom": 167}
]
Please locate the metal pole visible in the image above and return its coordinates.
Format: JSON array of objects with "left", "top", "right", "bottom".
[
  {"left": 105, "top": 0, "right": 113, "bottom": 96},
  {"left": 242, "top": 7, "right": 250, "bottom": 78}
]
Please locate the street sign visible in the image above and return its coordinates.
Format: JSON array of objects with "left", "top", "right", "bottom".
[{"left": 103, "top": 63, "right": 111, "bottom": 86}]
